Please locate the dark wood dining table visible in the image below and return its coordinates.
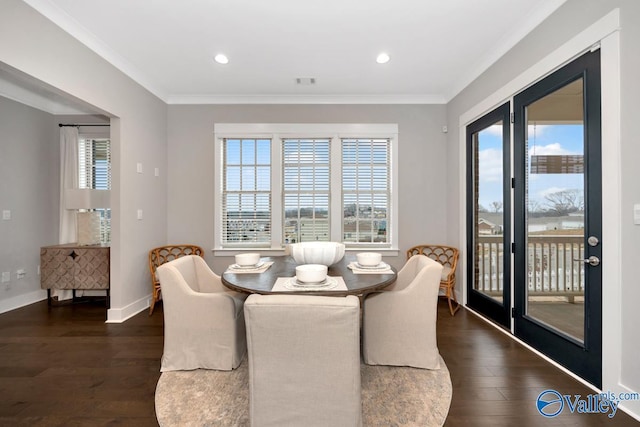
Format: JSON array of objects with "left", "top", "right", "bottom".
[{"left": 221, "top": 254, "right": 397, "bottom": 297}]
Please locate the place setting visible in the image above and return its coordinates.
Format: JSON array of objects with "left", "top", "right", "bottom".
[
  {"left": 226, "top": 253, "right": 273, "bottom": 274},
  {"left": 272, "top": 264, "right": 347, "bottom": 292},
  {"left": 348, "top": 252, "right": 393, "bottom": 274}
]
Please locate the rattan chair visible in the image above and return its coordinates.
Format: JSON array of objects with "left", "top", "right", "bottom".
[
  {"left": 148, "top": 244, "right": 204, "bottom": 315},
  {"left": 407, "top": 245, "right": 460, "bottom": 315}
]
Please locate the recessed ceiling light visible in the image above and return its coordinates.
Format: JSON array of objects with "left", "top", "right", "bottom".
[
  {"left": 376, "top": 53, "right": 390, "bottom": 64},
  {"left": 214, "top": 54, "right": 229, "bottom": 64}
]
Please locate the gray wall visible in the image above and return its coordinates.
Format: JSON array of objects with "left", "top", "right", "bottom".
[
  {"left": 167, "top": 104, "right": 448, "bottom": 273},
  {"left": 0, "top": 96, "right": 57, "bottom": 312},
  {"left": 1, "top": 0, "right": 168, "bottom": 321},
  {"left": 446, "top": 0, "right": 640, "bottom": 415}
]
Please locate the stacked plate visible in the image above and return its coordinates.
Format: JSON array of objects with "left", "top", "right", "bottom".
[
  {"left": 228, "top": 261, "right": 265, "bottom": 271},
  {"left": 352, "top": 261, "right": 391, "bottom": 270},
  {"left": 284, "top": 276, "right": 339, "bottom": 290}
]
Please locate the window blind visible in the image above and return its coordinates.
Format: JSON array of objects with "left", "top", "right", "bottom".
[
  {"left": 221, "top": 138, "right": 271, "bottom": 246},
  {"left": 78, "top": 138, "right": 111, "bottom": 243},
  {"left": 342, "top": 138, "right": 390, "bottom": 244},
  {"left": 283, "top": 138, "right": 330, "bottom": 243}
]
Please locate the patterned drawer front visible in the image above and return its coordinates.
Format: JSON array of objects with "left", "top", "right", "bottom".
[
  {"left": 40, "top": 248, "right": 74, "bottom": 289},
  {"left": 74, "top": 248, "right": 109, "bottom": 289},
  {"left": 40, "top": 245, "right": 110, "bottom": 290}
]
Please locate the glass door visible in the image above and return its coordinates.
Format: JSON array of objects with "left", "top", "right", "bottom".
[
  {"left": 513, "top": 50, "right": 602, "bottom": 387},
  {"left": 466, "top": 103, "right": 511, "bottom": 328}
]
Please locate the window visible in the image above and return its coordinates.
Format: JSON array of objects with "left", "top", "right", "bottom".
[
  {"left": 342, "top": 138, "right": 390, "bottom": 244},
  {"left": 214, "top": 124, "right": 398, "bottom": 252},
  {"left": 221, "top": 138, "right": 271, "bottom": 246},
  {"left": 78, "top": 138, "right": 111, "bottom": 243},
  {"left": 283, "top": 138, "right": 330, "bottom": 243}
]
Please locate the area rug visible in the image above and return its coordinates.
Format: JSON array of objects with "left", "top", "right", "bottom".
[{"left": 155, "top": 355, "right": 452, "bottom": 426}]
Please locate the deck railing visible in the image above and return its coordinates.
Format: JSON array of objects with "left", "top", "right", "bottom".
[{"left": 475, "top": 235, "right": 584, "bottom": 300}]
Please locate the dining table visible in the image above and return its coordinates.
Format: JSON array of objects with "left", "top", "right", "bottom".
[{"left": 221, "top": 254, "right": 397, "bottom": 297}]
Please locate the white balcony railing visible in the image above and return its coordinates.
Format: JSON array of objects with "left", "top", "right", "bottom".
[{"left": 475, "top": 235, "right": 585, "bottom": 301}]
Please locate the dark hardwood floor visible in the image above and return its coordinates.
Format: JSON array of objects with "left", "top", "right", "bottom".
[{"left": 0, "top": 298, "right": 637, "bottom": 426}]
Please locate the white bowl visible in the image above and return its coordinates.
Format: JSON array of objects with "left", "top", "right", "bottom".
[
  {"left": 235, "top": 253, "right": 260, "bottom": 266},
  {"left": 356, "top": 252, "right": 382, "bottom": 267},
  {"left": 290, "top": 242, "right": 345, "bottom": 266},
  {"left": 295, "top": 264, "right": 328, "bottom": 283}
]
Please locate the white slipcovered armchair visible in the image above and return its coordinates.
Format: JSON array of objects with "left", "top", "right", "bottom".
[
  {"left": 157, "top": 255, "right": 248, "bottom": 372},
  {"left": 244, "top": 294, "right": 362, "bottom": 427},
  {"left": 362, "top": 254, "right": 443, "bottom": 369}
]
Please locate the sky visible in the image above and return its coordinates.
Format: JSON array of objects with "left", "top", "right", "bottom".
[{"left": 477, "top": 123, "right": 584, "bottom": 212}]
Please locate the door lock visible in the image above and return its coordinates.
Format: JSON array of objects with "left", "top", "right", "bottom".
[{"left": 574, "top": 255, "right": 600, "bottom": 267}]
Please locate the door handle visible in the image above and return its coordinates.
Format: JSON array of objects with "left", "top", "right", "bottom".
[{"left": 573, "top": 255, "right": 600, "bottom": 267}]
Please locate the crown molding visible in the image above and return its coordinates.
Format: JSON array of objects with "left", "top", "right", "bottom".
[{"left": 166, "top": 94, "right": 447, "bottom": 105}]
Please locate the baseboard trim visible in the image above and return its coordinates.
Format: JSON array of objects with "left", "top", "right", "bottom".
[
  {"left": 0, "top": 289, "right": 48, "bottom": 314},
  {"left": 106, "top": 294, "right": 151, "bottom": 323}
]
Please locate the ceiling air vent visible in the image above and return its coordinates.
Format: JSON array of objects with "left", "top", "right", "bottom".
[{"left": 295, "top": 77, "right": 316, "bottom": 85}]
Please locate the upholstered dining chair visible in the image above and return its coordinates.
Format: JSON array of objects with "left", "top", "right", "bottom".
[
  {"left": 363, "top": 254, "right": 443, "bottom": 369},
  {"left": 156, "top": 255, "right": 248, "bottom": 371},
  {"left": 407, "top": 244, "right": 460, "bottom": 315},
  {"left": 244, "top": 294, "right": 362, "bottom": 427},
  {"left": 148, "top": 244, "right": 204, "bottom": 315}
]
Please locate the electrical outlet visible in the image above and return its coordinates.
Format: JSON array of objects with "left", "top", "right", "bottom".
[{"left": 1, "top": 272, "right": 10, "bottom": 283}]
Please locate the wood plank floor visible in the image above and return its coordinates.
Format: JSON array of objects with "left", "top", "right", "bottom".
[{"left": 0, "top": 298, "right": 637, "bottom": 426}]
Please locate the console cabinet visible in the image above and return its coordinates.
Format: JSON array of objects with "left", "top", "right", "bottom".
[{"left": 40, "top": 244, "right": 110, "bottom": 303}]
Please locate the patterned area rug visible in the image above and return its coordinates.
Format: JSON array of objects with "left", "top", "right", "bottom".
[{"left": 155, "top": 356, "right": 452, "bottom": 426}]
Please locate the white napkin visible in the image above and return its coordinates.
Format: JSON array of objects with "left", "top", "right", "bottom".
[
  {"left": 347, "top": 261, "right": 393, "bottom": 274},
  {"left": 225, "top": 261, "right": 274, "bottom": 274},
  {"left": 271, "top": 276, "right": 348, "bottom": 292}
]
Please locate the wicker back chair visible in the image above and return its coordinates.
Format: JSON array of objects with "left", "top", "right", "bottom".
[
  {"left": 407, "top": 245, "right": 460, "bottom": 315},
  {"left": 148, "top": 244, "right": 204, "bottom": 315}
]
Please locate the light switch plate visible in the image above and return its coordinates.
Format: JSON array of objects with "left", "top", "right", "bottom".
[
  {"left": 154, "top": 167, "right": 160, "bottom": 177},
  {"left": 634, "top": 204, "right": 640, "bottom": 225},
  {"left": 137, "top": 209, "right": 143, "bottom": 220},
  {"left": 1, "top": 272, "right": 10, "bottom": 283},
  {"left": 2, "top": 210, "right": 10, "bottom": 220},
  {"left": 137, "top": 162, "right": 143, "bottom": 174}
]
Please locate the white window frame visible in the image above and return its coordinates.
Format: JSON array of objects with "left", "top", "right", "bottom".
[{"left": 214, "top": 123, "right": 398, "bottom": 255}]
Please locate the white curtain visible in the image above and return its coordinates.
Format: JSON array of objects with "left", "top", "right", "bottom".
[
  {"left": 57, "top": 127, "right": 79, "bottom": 301},
  {"left": 59, "top": 126, "right": 79, "bottom": 244}
]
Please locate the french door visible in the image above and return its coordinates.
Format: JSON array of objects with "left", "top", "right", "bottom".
[
  {"left": 466, "top": 103, "right": 511, "bottom": 328},
  {"left": 467, "top": 50, "right": 602, "bottom": 387},
  {"left": 513, "top": 50, "right": 602, "bottom": 387}
]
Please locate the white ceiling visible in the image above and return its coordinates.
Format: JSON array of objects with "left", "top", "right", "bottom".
[{"left": 20, "top": 0, "right": 566, "bottom": 106}]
